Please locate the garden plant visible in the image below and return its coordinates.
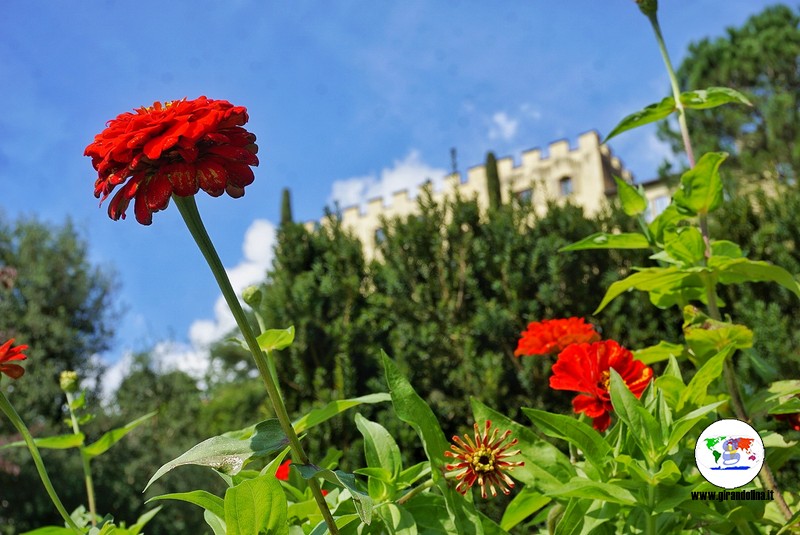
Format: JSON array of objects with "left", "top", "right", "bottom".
[{"left": 1, "top": 1, "right": 799, "bottom": 533}]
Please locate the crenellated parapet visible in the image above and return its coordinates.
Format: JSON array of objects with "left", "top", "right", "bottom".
[{"left": 306, "top": 130, "right": 648, "bottom": 258}]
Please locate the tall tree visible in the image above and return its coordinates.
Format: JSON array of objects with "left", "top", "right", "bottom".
[
  {"left": 485, "top": 151, "right": 502, "bottom": 210},
  {"left": 658, "top": 5, "right": 800, "bottom": 189},
  {"left": 280, "top": 187, "right": 293, "bottom": 226}
]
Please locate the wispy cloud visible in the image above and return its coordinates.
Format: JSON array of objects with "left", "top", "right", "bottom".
[
  {"left": 488, "top": 112, "right": 519, "bottom": 141},
  {"left": 328, "top": 150, "right": 449, "bottom": 209},
  {"left": 102, "top": 219, "right": 277, "bottom": 398}
]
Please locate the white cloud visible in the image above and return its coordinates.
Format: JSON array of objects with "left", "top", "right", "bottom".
[
  {"left": 328, "top": 150, "right": 449, "bottom": 209},
  {"left": 102, "top": 219, "right": 277, "bottom": 398},
  {"left": 488, "top": 111, "right": 519, "bottom": 141},
  {"left": 612, "top": 126, "right": 674, "bottom": 182}
]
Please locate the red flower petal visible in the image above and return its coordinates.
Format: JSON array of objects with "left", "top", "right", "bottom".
[{"left": 515, "top": 318, "right": 600, "bottom": 357}]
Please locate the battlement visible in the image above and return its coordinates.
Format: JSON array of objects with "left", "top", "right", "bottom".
[{"left": 306, "top": 131, "right": 640, "bottom": 257}]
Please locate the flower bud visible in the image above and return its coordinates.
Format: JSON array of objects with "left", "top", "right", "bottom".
[
  {"left": 242, "top": 285, "right": 263, "bottom": 309},
  {"left": 59, "top": 370, "right": 79, "bottom": 393},
  {"left": 635, "top": 0, "right": 657, "bottom": 15}
]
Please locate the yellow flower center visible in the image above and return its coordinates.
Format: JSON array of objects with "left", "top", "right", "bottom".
[
  {"left": 470, "top": 446, "right": 496, "bottom": 473},
  {"left": 600, "top": 370, "right": 611, "bottom": 391}
]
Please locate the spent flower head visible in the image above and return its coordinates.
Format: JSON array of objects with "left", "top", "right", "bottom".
[
  {"left": 0, "top": 339, "right": 28, "bottom": 380},
  {"left": 550, "top": 339, "right": 653, "bottom": 431},
  {"left": 444, "top": 421, "right": 524, "bottom": 499},
  {"left": 86, "top": 96, "right": 259, "bottom": 225},
  {"left": 515, "top": 317, "right": 600, "bottom": 357}
]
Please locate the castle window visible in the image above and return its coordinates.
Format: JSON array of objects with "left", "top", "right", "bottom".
[
  {"left": 645, "top": 195, "right": 670, "bottom": 222},
  {"left": 559, "top": 176, "right": 573, "bottom": 196},
  {"left": 516, "top": 189, "right": 532, "bottom": 203},
  {"left": 374, "top": 228, "right": 386, "bottom": 245}
]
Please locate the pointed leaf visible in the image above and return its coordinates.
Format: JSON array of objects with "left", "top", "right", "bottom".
[
  {"left": 224, "top": 473, "right": 288, "bottom": 535},
  {"left": 522, "top": 408, "right": 611, "bottom": 472},
  {"left": 710, "top": 257, "right": 800, "bottom": 298},
  {"left": 605, "top": 96, "right": 676, "bottom": 141},
  {"left": 560, "top": 232, "right": 650, "bottom": 252},
  {"left": 293, "top": 393, "right": 391, "bottom": 435},
  {"left": 382, "top": 351, "right": 484, "bottom": 535},
  {"left": 500, "top": 488, "right": 550, "bottom": 531},
  {"left": 678, "top": 346, "right": 735, "bottom": 412},
  {"left": 294, "top": 464, "right": 372, "bottom": 525},
  {"left": 666, "top": 401, "right": 726, "bottom": 451},
  {"left": 0, "top": 433, "right": 84, "bottom": 451},
  {"left": 355, "top": 413, "right": 402, "bottom": 479},
  {"left": 614, "top": 176, "right": 648, "bottom": 216},
  {"left": 83, "top": 411, "right": 157, "bottom": 459},
  {"left": 608, "top": 370, "right": 660, "bottom": 459},
  {"left": 680, "top": 87, "right": 751, "bottom": 110},
  {"left": 145, "top": 419, "right": 289, "bottom": 491},
  {"left": 633, "top": 341, "right": 686, "bottom": 365},
  {"left": 594, "top": 267, "right": 698, "bottom": 313},
  {"left": 147, "top": 490, "right": 224, "bottom": 520},
  {"left": 672, "top": 152, "right": 727, "bottom": 215},
  {"left": 379, "top": 503, "right": 418, "bottom": 535},
  {"left": 203, "top": 510, "right": 227, "bottom": 535},
  {"left": 548, "top": 477, "right": 637, "bottom": 505},
  {"left": 256, "top": 326, "right": 295, "bottom": 352}
]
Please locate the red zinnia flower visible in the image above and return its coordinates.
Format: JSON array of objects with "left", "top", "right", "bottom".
[
  {"left": 86, "top": 96, "right": 259, "bottom": 225},
  {"left": 514, "top": 317, "right": 600, "bottom": 357},
  {"left": 774, "top": 396, "right": 800, "bottom": 431},
  {"left": 275, "top": 459, "right": 291, "bottom": 481},
  {"left": 444, "top": 421, "right": 524, "bottom": 499},
  {"left": 0, "top": 339, "right": 28, "bottom": 380},
  {"left": 549, "top": 340, "right": 652, "bottom": 431}
]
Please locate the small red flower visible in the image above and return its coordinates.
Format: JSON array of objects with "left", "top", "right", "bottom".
[
  {"left": 86, "top": 96, "right": 259, "bottom": 225},
  {"left": 444, "top": 421, "right": 524, "bottom": 499},
  {"left": 514, "top": 317, "right": 600, "bottom": 357},
  {"left": 275, "top": 459, "right": 291, "bottom": 480},
  {"left": 775, "top": 412, "right": 800, "bottom": 432},
  {"left": 0, "top": 339, "right": 28, "bottom": 380},
  {"left": 549, "top": 340, "right": 652, "bottom": 431}
]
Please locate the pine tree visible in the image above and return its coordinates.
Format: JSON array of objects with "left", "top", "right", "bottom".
[{"left": 280, "top": 187, "right": 294, "bottom": 226}]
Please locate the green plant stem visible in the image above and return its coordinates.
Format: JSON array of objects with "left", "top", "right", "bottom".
[
  {"left": 66, "top": 391, "right": 97, "bottom": 527},
  {"left": 173, "top": 196, "right": 339, "bottom": 535},
  {"left": 396, "top": 479, "right": 435, "bottom": 505},
  {"left": 0, "top": 388, "right": 82, "bottom": 533},
  {"left": 646, "top": 483, "right": 656, "bottom": 535},
  {"left": 648, "top": 12, "right": 793, "bottom": 522},
  {"left": 647, "top": 12, "right": 695, "bottom": 169}
]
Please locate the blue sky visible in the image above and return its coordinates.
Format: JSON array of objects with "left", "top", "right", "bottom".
[{"left": 0, "top": 1, "right": 779, "bottom": 386}]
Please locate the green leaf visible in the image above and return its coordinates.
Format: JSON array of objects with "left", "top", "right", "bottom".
[
  {"left": 403, "top": 494, "right": 457, "bottom": 535},
  {"left": 256, "top": 326, "right": 295, "bottom": 352},
  {"left": 292, "top": 393, "right": 391, "bottom": 435},
  {"left": 768, "top": 397, "right": 800, "bottom": 414},
  {"left": 147, "top": 490, "right": 224, "bottom": 520},
  {"left": 666, "top": 401, "right": 727, "bottom": 452},
  {"left": 678, "top": 346, "right": 735, "bottom": 412},
  {"left": 710, "top": 257, "right": 800, "bottom": 298},
  {"left": 83, "top": 411, "right": 157, "bottom": 459},
  {"left": 224, "top": 473, "right": 288, "bottom": 535},
  {"left": 548, "top": 478, "right": 637, "bottom": 505},
  {"left": 203, "top": 510, "right": 227, "bottom": 535},
  {"left": 594, "top": 267, "right": 698, "bottom": 314},
  {"left": 0, "top": 433, "right": 84, "bottom": 451},
  {"left": 680, "top": 87, "right": 752, "bottom": 109},
  {"left": 472, "top": 399, "right": 573, "bottom": 492},
  {"left": 672, "top": 152, "right": 727, "bottom": 215},
  {"left": 309, "top": 515, "right": 361, "bottom": 535},
  {"left": 382, "top": 351, "right": 484, "bottom": 535},
  {"left": 354, "top": 413, "right": 402, "bottom": 479},
  {"left": 664, "top": 227, "right": 706, "bottom": 266},
  {"left": 69, "top": 391, "right": 86, "bottom": 411},
  {"left": 633, "top": 341, "right": 685, "bottom": 365},
  {"left": 127, "top": 506, "right": 163, "bottom": 535},
  {"left": 605, "top": 95, "right": 676, "bottom": 142},
  {"left": 19, "top": 528, "right": 75, "bottom": 534},
  {"left": 684, "top": 320, "right": 753, "bottom": 362},
  {"left": 500, "top": 488, "right": 550, "bottom": 531},
  {"left": 145, "top": 419, "right": 289, "bottom": 491},
  {"left": 710, "top": 240, "right": 743, "bottom": 259},
  {"left": 522, "top": 409, "right": 611, "bottom": 473},
  {"left": 294, "top": 464, "right": 372, "bottom": 525},
  {"left": 560, "top": 232, "right": 650, "bottom": 252},
  {"left": 608, "top": 370, "right": 661, "bottom": 460},
  {"left": 648, "top": 204, "right": 689, "bottom": 245},
  {"left": 614, "top": 176, "right": 648, "bottom": 216},
  {"left": 552, "top": 499, "right": 590, "bottom": 535},
  {"left": 379, "top": 503, "right": 418, "bottom": 535}
]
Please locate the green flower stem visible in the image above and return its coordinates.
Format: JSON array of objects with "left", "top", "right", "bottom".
[
  {"left": 396, "top": 478, "right": 435, "bottom": 505},
  {"left": 173, "top": 196, "right": 339, "bottom": 535},
  {"left": 646, "top": 12, "right": 793, "bottom": 521},
  {"left": 65, "top": 391, "right": 97, "bottom": 527},
  {"left": 0, "top": 388, "right": 82, "bottom": 533},
  {"left": 647, "top": 12, "right": 695, "bottom": 169}
]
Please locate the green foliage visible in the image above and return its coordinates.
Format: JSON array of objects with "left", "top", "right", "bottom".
[
  {"left": 658, "top": 5, "right": 800, "bottom": 189},
  {"left": 485, "top": 152, "right": 502, "bottom": 211}
]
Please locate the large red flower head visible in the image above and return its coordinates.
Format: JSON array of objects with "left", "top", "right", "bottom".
[
  {"left": 0, "top": 339, "right": 28, "bottom": 380},
  {"left": 514, "top": 317, "right": 600, "bottom": 357},
  {"left": 549, "top": 340, "right": 652, "bottom": 431},
  {"left": 85, "top": 96, "right": 259, "bottom": 225},
  {"left": 444, "top": 421, "right": 524, "bottom": 499}
]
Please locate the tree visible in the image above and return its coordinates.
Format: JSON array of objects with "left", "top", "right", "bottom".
[
  {"left": 658, "top": 5, "right": 800, "bottom": 189},
  {"left": 280, "top": 187, "right": 293, "bottom": 225},
  {"left": 485, "top": 151, "right": 502, "bottom": 210}
]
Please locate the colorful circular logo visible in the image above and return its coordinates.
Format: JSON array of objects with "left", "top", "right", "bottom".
[{"left": 694, "top": 419, "right": 764, "bottom": 489}]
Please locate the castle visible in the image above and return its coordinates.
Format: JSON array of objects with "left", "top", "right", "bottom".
[{"left": 306, "top": 131, "right": 671, "bottom": 259}]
